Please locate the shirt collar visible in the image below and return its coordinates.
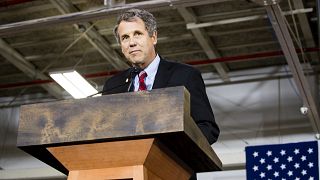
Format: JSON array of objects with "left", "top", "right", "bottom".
[{"left": 143, "top": 54, "right": 160, "bottom": 78}]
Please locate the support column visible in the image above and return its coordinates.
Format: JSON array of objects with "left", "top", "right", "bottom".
[{"left": 264, "top": 1, "right": 320, "bottom": 136}]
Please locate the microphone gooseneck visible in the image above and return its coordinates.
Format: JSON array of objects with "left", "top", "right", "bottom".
[
  {"left": 87, "top": 67, "right": 142, "bottom": 97},
  {"left": 127, "top": 67, "right": 142, "bottom": 92}
]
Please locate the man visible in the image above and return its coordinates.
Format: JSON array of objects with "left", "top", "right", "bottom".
[{"left": 103, "top": 9, "right": 219, "bottom": 145}]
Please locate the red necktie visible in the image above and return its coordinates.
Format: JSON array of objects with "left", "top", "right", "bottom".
[{"left": 138, "top": 71, "right": 147, "bottom": 91}]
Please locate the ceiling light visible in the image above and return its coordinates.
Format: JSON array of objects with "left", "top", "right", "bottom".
[{"left": 49, "top": 70, "right": 99, "bottom": 99}]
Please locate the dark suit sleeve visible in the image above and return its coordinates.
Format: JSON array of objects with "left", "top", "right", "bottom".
[{"left": 185, "top": 68, "right": 220, "bottom": 144}]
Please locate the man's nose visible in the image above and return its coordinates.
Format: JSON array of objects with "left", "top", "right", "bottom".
[{"left": 129, "top": 37, "right": 136, "bottom": 47}]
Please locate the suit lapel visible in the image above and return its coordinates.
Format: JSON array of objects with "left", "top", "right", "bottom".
[
  {"left": 153, "top": 58, "right": 172, "bottom": 89},
  {"left": 121, "top": 69, "right": 132, "bottom": 92},
  {"left": 111, "top": 69, "right": 132, "bottom": 93}
]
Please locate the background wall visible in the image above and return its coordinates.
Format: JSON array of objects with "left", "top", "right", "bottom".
[{"left": 0, "top": 66, "right": 317, "bottom": 179}]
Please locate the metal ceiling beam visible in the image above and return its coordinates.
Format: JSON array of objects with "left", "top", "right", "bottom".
[
  {"left": 198, "top": 7, "right": 266, "bottom": 20},
  {"left": 177, "top": 7, "right": 230, "bottom": 82},
  {"left": 292, "top": 0, "right": 318, "bottom": 63},
  {"left": 0, "top": 38, "right": 63, "bottom": 99},
  {"left": 0, "top": 0, "right": 232, "bottom": 37},
  {"left": 186, "top": 8, "right": 313, "bottom": 29},
  {"left": 265, "top": 4, "right": 320, "bottom": 135},
  {"left": 50, "top": 0, "right": 128, "bottom": 70},
  {"left": 292, "top": 0, "right": 316, "bottom": 48}
]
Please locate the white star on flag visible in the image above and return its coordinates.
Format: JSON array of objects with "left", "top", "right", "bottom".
[
  {"left": 308, "top": 162, "right": 313, "bottom": 168},
  {"left": 266, "top": 151, "right": 272, "bottom": 156},
  {"left": 266, "top": 165, "right": 272, "bottom": 170},
  {"left": 301, "top": 169, "right": 307, "bottom": 176}
]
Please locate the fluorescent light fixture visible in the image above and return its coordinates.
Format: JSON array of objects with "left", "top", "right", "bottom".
[{"left": 49, "top": 70, "right": 99, "bottom": 99}]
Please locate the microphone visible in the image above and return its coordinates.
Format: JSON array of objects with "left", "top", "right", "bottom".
[
  {"left": 87, "top": 67, "right": 142, "bottom": 97},
  {"left": 127, "top": 66, "right": 142, "bottom": 92}
]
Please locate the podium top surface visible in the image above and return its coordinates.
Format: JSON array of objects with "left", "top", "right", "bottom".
[
  {"left": 18, "top": 86, "right": 189, "bottom": 146},
  {"left": 17, "top": 86, "right": 221, "bottom": 173}
]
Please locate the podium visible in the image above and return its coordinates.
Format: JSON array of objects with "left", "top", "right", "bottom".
[{"left": 17, "top": 86, "right": 222, "bottom": 180}]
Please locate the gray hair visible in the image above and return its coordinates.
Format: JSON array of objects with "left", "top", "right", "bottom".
[{"left": 113, "top": 9, "right": 157, "bottom": 43}]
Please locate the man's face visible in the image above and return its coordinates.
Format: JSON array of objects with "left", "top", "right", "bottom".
[{"left": 117, "top": 17, "right": 157, "bottom": 69}]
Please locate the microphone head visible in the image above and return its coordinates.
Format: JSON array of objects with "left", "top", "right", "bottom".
[
  {"left": 132, "top": 67, "right": 142, "bottom": 73},
  {"left": 130, "top": 67, "right": 142, "bottom": 76}
]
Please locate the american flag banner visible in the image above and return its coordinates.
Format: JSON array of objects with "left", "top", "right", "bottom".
[{"left": 245, "top": 141, "right": 319, "bottom": 180}]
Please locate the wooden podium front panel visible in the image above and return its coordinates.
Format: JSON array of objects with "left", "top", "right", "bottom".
[
  {"left": 48, "top": 138, "right": 192, "bottom": 180},
  {"left": 47, "top": 139, "right": 154, "bottom": 170}
]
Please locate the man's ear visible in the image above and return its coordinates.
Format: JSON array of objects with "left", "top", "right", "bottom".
[{"left": 152, "top": 31, "right": 157, "bottom": 45}]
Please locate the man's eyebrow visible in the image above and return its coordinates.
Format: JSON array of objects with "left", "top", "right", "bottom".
[{"left": 134, "top": 30, "right": 143, "bottom": 33}]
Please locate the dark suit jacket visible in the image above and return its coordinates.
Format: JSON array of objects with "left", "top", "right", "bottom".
[{"left": 102, "top": 57, "right": 219, "bottom": 144}]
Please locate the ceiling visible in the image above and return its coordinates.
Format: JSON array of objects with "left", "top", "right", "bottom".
[
  {"left": 0, "top": 0, "right": 319, "bottom": 179},
  {"left": 0, "top": 0, "right": 318, "bottom": 105}
]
